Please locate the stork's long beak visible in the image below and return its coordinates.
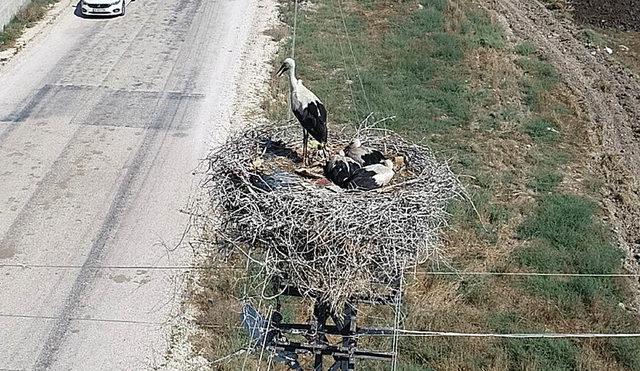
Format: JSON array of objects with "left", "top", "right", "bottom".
[{"left": 275, "top": 63, "right": 287, "bottom": 77}]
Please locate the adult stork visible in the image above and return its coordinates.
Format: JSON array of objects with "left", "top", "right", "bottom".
[
  {"left": 348, "top": 159, "right": 395, "bottom": 190},
  {"left": 344, "top": 139, "right": 386, "bottom": 167},
  {"left": 276, "top": 58, "right": 328, "bottom": 165},
  {"left": 324, "top": 150, "right": 361, "bottom": 188}
]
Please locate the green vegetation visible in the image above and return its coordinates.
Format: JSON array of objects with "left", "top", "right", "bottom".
[
  {"left": 524, "top": 118, "right": 559, "bottom": 142},
  {"left": 517, "top": 56, "right": 560, "bottom": 111},
  {"left": 0, "top": 0, "right": 58, "bottom": 51},
  {"left": 612, "top": 338, "right": 640, "bottom": 370},
  {"left": 462, "top": 10, "right": 505, "bottom": 48},
  {"left": 515, "top": 41, "right": 537, "bottom": 56},
  {"left": 580, "top": 28, "right": 606, "bottom": 46},
  {"left": 489, "top": 311, "right": 579, "bottom": 369},
  {"left": 516, "top": 194, "right": 625, "bottom": 312},
  {"left": 267, "top": 0, "right": 640, "bottom": 368},
  {"left": 272, "top": 0, "right": 504, "bottom": 135},
  {"left": 527, "top": 168, "right": 563, "bottom": 192},
  {"left": 204, "top": 0, "right": 640, "bottom": 369}
]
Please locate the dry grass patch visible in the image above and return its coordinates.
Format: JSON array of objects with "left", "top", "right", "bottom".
[{"left": 0, "top": 0, "right": 58, "bottom": 50}]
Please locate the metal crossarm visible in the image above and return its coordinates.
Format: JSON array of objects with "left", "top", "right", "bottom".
[{"left": 264, "top": 280, "right": 399, "bottom": 370}]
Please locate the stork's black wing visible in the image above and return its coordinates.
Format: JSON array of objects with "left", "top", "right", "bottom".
[
  {"left": 294, "top": 101, "right": 328, "bottom": 144},
  {"left": 348, "top": 168, "right": 380, "bottom": 190},
  {"left": 361, "top": 150, "right": 386, "bottom": 166},
  {"left": 325, "top": 159, "right": 360, "bottom": 188}
]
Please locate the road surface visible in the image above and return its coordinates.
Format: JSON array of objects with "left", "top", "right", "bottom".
[{"left": 0, "top": 0, "right": 274, "bottom": 368}]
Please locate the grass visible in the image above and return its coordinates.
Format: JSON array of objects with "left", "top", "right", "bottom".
[
  {"left": 515, "top": 41, "right": 537, "bottom": 56},
  {"left": 528, "top": 168, "right": 563, "bottom": 192},
  {"left": 199, "top": 0, "right": 640, "bottom": 369},
  {"left": 461, "top": 9, "right": 505, "bottom": 49},
  {"left": 517, "top": 56, "right": 561, "bottom": 111},
  {"left": 0, "top": 0, "right": 58, "bottom": 51},
  {"left": 268, "top": 0, "right": 640, "bottom": 367},
  {"left": 515, "top": 194, "right": 626, "bottom": 313},
  {"left": 488, "top": 311, "right": 580, "bottom": 369},
  {"left": 523, "top": 118, "right": 559, "bottom": 142},
  {"left": 580, "top": 28, "right": 607, "bottom": 46},
  {"left": 612, "top": 338, "right": 640, "bottom": 370}
]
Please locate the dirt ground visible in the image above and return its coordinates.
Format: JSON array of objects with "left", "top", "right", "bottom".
[
  {"left": 484, "top": 0, "right": 640, "bottom": 292},
  {"left": 570, "top": 0, "right": 640, "bottom": 31}
]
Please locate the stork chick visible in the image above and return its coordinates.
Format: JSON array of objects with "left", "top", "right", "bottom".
[
  {"left": 324, "top": 150, "right": 361, "bottom": 188},
  {"left": 348, "top": 159, "right": 395, "bottom": 191},
  {"left": 276, "top": 58, "right": 328, "bottom": 165},
  {"left": 344, "top": 139, "right": 386, "bottom": 167}
]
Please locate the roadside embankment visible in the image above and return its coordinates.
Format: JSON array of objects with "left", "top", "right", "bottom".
[
  {"left": 0, "top": 0, "right": 30, "bottom": 30},
  {"left": 0, "top": 0, "right": 60, "bottom": 52}
]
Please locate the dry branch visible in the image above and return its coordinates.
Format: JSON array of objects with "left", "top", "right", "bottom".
[{"left": 196, "top": 123, "right": 463, "bottom": 313}]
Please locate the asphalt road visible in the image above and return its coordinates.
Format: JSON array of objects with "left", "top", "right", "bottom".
[{"left": 0, "top": 0, "right": 270, "bottom": 368}]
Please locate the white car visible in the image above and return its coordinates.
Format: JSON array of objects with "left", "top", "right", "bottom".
[{"left": 81, "top": 0, "right": 126, "bottom": 17}]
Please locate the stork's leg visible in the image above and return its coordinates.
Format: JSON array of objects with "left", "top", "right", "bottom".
[{"left": 302, "top": 130, "right": 309, "bottom": 166}]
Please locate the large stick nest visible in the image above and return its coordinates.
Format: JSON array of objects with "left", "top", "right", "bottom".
[{"left": 201, "top": 123, "right": 463, "bottom": 312}]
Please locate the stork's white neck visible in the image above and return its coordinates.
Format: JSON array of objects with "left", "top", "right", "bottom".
[{"left": 287, "top": 67, "right": 298, "bottom": 91}]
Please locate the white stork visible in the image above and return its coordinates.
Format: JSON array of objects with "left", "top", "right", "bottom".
[
  {"left": 344, "top": 139, "right": 387, "bottom": 166},
  {"left": 348, "top": 159, "right": 395, "bottom": 190},
  {"left": 276, "top": 58, "right": 328, "bottom": 165},
  {"left": 324, "top": 150, "right": 361, "bottom": 188}
]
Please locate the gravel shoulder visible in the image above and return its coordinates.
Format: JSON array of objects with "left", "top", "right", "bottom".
[{"left": 162, "top": 0, "right": 281, "bottom": 367}]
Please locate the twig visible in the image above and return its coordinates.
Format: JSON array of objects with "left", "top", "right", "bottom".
[{"left": 195, "top": 124, "right": 463, "bottom": 313}]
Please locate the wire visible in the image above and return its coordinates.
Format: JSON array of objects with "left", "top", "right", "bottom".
[
  {"left": 414, "top": 271, "right": 640, "bottom": 278},
  {"left": 336, "top": 0, "right": 372, "bottom": 116},
  {"left": 2, "top": 263, "right": 639, "bottom": 278},
  {"left": 240, "top": 255, "right": 254, "bottom": 371},
  {"left": 0, "top": 312, "right": 241, "bottom": 331},
  {"left": 0, "top": 263, "right": 243, "bottom": 271},
  {"left": 0, "top": 313, "right": 163, "bottom": 326},
  {"left": 4, "top": 313, "right": 640, "bottom": 340},
  {"left": 291, "top": 0, "right": 299, "bottom": 59},
  {"left": 330, "top": 0, "right": 361, "bottom": 122},
  {"left": 391, "top": 275, "right": 403, "bottom": 371},
  {"left": 257, "top": 305, "right": 274, "bottom": 370},
  {"left": 286, "top": 0, "right": 299, "bottom": 124},
  {"left": 391, "top": 329, "right": 640, "bottom": 339}
]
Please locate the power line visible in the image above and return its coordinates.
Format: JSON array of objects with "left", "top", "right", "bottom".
[
  {"left": 0, "top": 263, "right": 243, "bottom": 271},
  {"left": 4, "top": 312, "right": 640, "bottom": 340},
  {"left": 330, "top": 0, "right": 360, "bottom": 121},
  {"left": 391, "top": 329, "right": 640, "bottom": 339},
  {"left": 0, "top": 313, "right": 164, "bottom": 326},
  {"left": 286, "top": 0, "right": 300, "bottom": 124},
  {"left": 391, "top": 275, "right": 404, "bottom": 371},
  {"left": 415, "top": 271, "right": 640, "bottom": 278},
  {"left": 0, "top": 312, "right": 240, "bottom": 331},
  {"left": 336, "top": 0, "right": 372, "bottom": 116},
  {"left": 2, "top": 263, "right": 638, "bottom": 278},
  {"left": 290, "top": 0, "right": 299, "bottom": 59}
]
